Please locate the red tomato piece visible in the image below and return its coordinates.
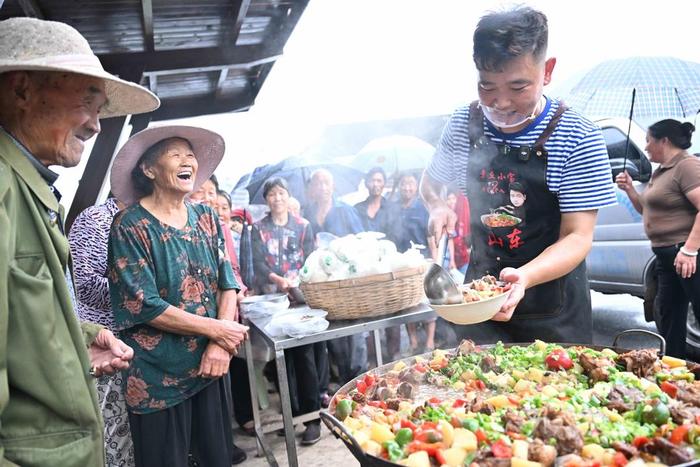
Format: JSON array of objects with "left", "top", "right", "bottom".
[
  {"left": 491, "top": 438, "right": 512, "bottom": 458},
  {"left": 545, "top": 348, "right": 573, "bottom": 371}
]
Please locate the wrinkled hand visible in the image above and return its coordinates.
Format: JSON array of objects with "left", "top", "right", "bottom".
[
  {"left": 198, "top": 342, "right": 232, "bottom": 378},
  {"left": 491, "top": 267, "right": 528, "bottom": 322},
  {"left": 88, "top": 329, "right": 134, "bottom": 377},
  {"left": 210, "top": 319, "right": 248, "bottom": 354},
  {"left": 674, "top": 250, "right": 697, "bottom": 278},
  {"left": 615, "top": 171, "right": 634, "bottom": 192},
  {"left": 428, "top": 205, "right": 458, "bottom": 242}
]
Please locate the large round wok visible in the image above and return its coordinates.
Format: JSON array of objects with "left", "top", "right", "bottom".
[{"left": 320, "top": 330, "right": 700, "bottom": 467}]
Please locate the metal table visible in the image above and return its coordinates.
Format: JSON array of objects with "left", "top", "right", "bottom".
[{"left": 242, "top": 302, "right": 436, "bottom": 467}]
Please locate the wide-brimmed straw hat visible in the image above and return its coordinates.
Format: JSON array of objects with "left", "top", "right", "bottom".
[
  {"left": 0, "top": 17, "right": 159, "bottom": 118},
  {"left": 110, "top": 125, "right": 225, "bottom": 205}
]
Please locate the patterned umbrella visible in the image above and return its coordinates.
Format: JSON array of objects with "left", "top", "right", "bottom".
[{"left": 567, "top": 56, "right": 700, "bottom": 120}]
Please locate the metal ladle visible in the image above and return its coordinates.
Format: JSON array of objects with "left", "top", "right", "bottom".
[{"left": 423, "top": 233, "right": 463, "bottom": 305}]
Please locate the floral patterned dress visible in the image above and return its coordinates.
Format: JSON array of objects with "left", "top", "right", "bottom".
[{"left": 108, "top": 202, "right": 238, "bottom": 414}]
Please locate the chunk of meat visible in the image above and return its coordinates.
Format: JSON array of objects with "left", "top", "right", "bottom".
[
  {"left": 686, "top": 361, "right": 700, "bottom": 379},
  {"left": 351, "top": 392, "right": 366, "bottom": 404},
  {"left": 675, "top": 381, "right": 700, "bottom": 408},
  {"left": 670, "top": 402, "right": 700, "bottom": 424},
  {"left": 396, "top": 381, "right": 415, "bottom": 399},
  {"left": 611, "top": 441, "right": 639, "bottom": 459},
  {"left": 528, "top": 439, "right": 557, "bottom": 467},
  {"left": 374, "top": 386, "right": 395, "bottom": 401},
  {"left": 474, "top": 447, "right": 511, "bottom": 467},
  {"left": 457, "top": 339, "right": 480, "bottom": 356},
  {"left": 385, "top": 399, "right": 400, "bottom": 411},
  {"left": 533, "top": 407, "right": 584, "bottom": 455},
  {"left": 606, "top": 384, "right": 645, "bottom": 413},
  {"left": 579, "top": 352, "right": 613, "bottom": 383},
  {"left": 642, "top": 437, "right": 694, "bottom": 465},
  {"left": 398, "top": 367, "right": 424, "bottom": 385},
  {"left": 480, "top": 354, "right": 499, "bottom": 373},
  {"left": 616, "top": 349, "right": 660, "bottom": 378},
  {"left": 503, "top": 410, "right": 525, "bottom": 434},
  {"left": 469, "top": 394, "right": 494, "bottom": 415}
]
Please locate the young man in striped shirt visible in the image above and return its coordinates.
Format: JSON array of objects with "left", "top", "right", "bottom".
[{"left": 421, "top": 5, "right": 616, "bottom": 344}]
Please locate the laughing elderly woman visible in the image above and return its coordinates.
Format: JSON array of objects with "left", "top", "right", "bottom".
[{"left": 108, "top": 126, "right": 249, "bottom": 467}]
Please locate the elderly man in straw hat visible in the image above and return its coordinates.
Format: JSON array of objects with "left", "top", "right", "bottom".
[{"left": 0, "top": 17, "right": 159, "bottom": 466}]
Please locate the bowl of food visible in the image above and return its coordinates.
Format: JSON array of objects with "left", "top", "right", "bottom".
[
  {"left": 480, "top": 212, "right": 521, "bottom": 228},
  {"left": 431, "top": 275, "right": 509, "bottom": 324}
]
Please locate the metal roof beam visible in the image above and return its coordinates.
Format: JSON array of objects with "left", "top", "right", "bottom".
[
  {"left": 98, "top": 44, "right": 281, "bottom": 74},
  {"left": 149, "top": 92, "right": 254, "bottom": 121},
  {"left": 141, "top": 54, "right": 280, "bottom": 78},
  {"left": 215, "top": 68, "right": 229, "bottom": 99},
  {"left": 18, "top": 0, "right": 44, "bottom": 18},
  {"left": 140, "top": 0, "right": 155, "bottom": 52}
]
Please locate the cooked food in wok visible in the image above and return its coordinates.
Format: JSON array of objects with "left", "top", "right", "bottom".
[
  {"left": 329, "top": 340, "right": 700, "bottom": 466},
  {"left": 481, "top": 213, "right": 521, "bottom": 228},
  {"left": 462, "top": 275, "right": 507, "bottom": 303}
]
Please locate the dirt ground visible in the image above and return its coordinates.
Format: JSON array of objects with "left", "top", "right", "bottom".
[{"left": 233, "top": 390, "right": 359, "bottom": 467}]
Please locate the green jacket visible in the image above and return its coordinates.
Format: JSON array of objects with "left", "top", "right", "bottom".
[{"left": 0, "top": 131, "right": 105, "bottom": 466}]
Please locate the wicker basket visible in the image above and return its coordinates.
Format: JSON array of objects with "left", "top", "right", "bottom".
[{"left": 300, "top": 265, "right": 426, "bottom": 320}]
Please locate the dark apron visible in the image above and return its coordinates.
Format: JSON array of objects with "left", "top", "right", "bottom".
[{"left": 455, "top": 101, "right": 592, "bottom": 344}]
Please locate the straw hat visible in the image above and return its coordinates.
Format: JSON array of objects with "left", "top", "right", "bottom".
[
  {"left": 110, "top": 125, "right": 225, "bottom": 205},
  {"left": 0, "top": 17, "right": 159, "bottom": 118}
]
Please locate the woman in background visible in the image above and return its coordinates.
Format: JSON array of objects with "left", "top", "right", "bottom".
[
  {"left": 69, "top": 196, "right": 132, "bottom": 467},
  {"left": 616, "top": 119, "right": 700, "bottom": 358}
]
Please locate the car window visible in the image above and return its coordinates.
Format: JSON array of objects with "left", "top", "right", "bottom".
[{"left": 601, "top": 127, "right": 644, "bottom": 162}]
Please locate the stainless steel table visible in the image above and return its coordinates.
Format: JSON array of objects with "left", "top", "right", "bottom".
[{"left": 242, "top": 302, "right": 436, "bottom": 467}]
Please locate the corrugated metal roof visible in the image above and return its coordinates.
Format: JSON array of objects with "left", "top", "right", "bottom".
[{"left": 0, "top": 0, "right": 309, "bottom": 120}]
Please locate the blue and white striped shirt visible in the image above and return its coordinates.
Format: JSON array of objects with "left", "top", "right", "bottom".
[{"left": 426, "top": 98, "right": 617, "bottom": 213}]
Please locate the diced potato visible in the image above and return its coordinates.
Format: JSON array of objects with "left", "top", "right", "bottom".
[
  {"left": 663, "top": 355, "right": 687, "bottom": 368},
  {"left": 452, "top": 381, "right": 466, "bottom": 391},
  {"left": 452, "top": 428, "right": 477, "bottom": 451},
  {"left": 402, "top": 450, "right": 431, "bottom": 467},
  {"left": 534, "top": 339, "right": 547, "bottom": 351},
  {"left": 602, "top": 448, "right": 615, "bottom": 466},
  {"left": 439, "top": 420, "right": 455, "bottom": 447},
  {"left": 513, "top": 379, "right": 533, "bottom": 394},
  {"left": 527, "top": 368, "right": 544, "bottom": 383},
  {"left": 370, "top": 421, "right": 394, "bottom": 444},
  {"left": 511, "top": 458, "right": 543, "bottom": 467},
  {"left": 363, "top": 439, "right": 382, "bottom": 456},
  {"left": 438, "top": 447, "right": 467, "bottom": 466},
  {"left": 461, "top": 370, "right": 476, "bottom": 381},
  {"left": 577, "top": 422, "right": 589, "bottom": 436},
  {"left": 601, "top": 348, "right": 618, "bottom": 359},
  {"left": 486, "top": 394, "right": 517, "bottom": 409},
  {"left": 393, "top": 360, "right": 407, "bottom": 371},
  {"left": 353, "top": 430, "right": 369, "bottom": 447},
  {"left": 512, "top": 369, "right": 526, "bottom": 380},
  {"left": 581, "top": 443, "right": 605, "bottom": 462},
  {"left": 344, "top": 416, "right": 362, "bottom": 431},
  {"left": 433, "top": 349, "right": 447, "bottom": 360},
  {"left": 512, "top": 439, "right": 529, "bottom": 459},
  {"left": 541, "top": 385, "right": 560, "bottom": 398}
]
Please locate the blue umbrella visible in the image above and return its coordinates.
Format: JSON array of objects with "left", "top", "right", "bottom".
[
  {"left": 238, "top": 155, "right": 364, "bottom": 205},
  {"left": 567, "top": 56, "right": 700, "bottom": 167}
]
